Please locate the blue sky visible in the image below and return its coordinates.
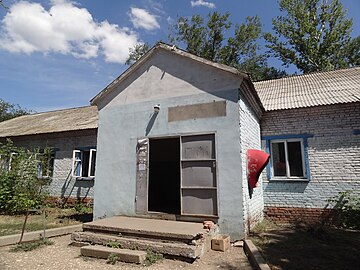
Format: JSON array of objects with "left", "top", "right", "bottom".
[{"left": 0, "top": 0, "right": 359, "bottom": 112}]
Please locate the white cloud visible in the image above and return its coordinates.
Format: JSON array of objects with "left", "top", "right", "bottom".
[
  {"left": 129, "top": 7, "right": 160, "bottom": 30},
  {"left": 0, "top": 0, "right": 140, "bottom": 64},
  {"left": 190, "top": 0, "right": 216, "bottom": 9},
  {"left": 166, "top": 16, "right": 175, "bottom": 25}
]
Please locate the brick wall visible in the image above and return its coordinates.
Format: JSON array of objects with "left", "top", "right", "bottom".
[
  {"left": 3, "top": 129, "right": 97, "bottom": 200},
  {"left": 261, "top": 103, "right": 360, "bottom": 221},
  {"left": 239, "top": 90, "right": 264, "bottom": 232}
]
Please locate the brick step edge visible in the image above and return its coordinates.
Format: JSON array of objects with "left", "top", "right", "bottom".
[
  {"left": 72, "top": 231, "right": 207, "bottom": 258},
  {"left": 81, "top": 245, "right": 146, "bottom": 264}
]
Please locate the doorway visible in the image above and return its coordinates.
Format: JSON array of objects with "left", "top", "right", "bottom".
[{"left": 148, "top": 138, "right": 180, "bottom": 214}]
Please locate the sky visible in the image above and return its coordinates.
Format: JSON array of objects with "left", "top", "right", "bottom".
[{"left": 0, "top": 0, "right": 359, "bottom": 112}]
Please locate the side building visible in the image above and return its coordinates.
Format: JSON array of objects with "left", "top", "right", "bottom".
[
  {"left": 254, "top": 67, "right": 360, "bottom": 223},
  {"left": 0, "top": 106, "right": 98, "bottom": 204}
]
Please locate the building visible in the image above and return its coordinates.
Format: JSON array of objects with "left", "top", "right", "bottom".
[
  {"left": 0, "top": 106, "right": 98, "bottom": 204},
  {"left": 90, "top": 43, "right": 265, "bottom": 240},
  {"left": 1, "top": 44, "right": 359, "bottom": 238},
  {"left": 255, "top": 67, "right": 360, "bottom": 222}
]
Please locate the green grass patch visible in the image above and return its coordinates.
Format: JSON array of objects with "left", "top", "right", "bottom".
[
  {"left": 10, "top": 238, "right": 54, "bottom": 252},
  {"left": 144, "top": 250, "right": 163, "bottom": 266}
]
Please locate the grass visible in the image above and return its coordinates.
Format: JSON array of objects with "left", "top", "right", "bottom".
[
  {"left": 106, "top": 253, "right": 119, "bottom": 265},
  {"left": 143, "top": 250, "right": 163, "bottom": 266},
  {"left": 0, "top": 207, "right": 93, "bottom": 237},
  {"left": 250, "top": 220, "right": 360, "bottom": 270},
  {"left": 10, "top": 238, "right": 54, "bottom": 252}
]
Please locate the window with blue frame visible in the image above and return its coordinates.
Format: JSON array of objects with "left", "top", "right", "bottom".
[
  {"left": 263, "top": 134, "right": 312, "bottom": 180},
  {"left": 72, "top": 148, "right": 96, "bottom": 178}
]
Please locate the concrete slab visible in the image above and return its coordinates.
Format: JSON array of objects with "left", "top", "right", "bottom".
[
  {"left": 81, "top": 245, "right": 147, "bottom": 264},
  {"left": 83, "top": 216, "right": 207, "bottom": 241},
  {"left": 72, "top": 231, "right": 201, "bottom": 258},
  {"left": 0, "top": 224, "right": 82, "bottom": 247}
]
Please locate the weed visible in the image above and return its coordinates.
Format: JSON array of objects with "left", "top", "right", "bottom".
[
  {"left": 106, "top": 253, "right": 118, "bottom": 265},
  {"left": 106, "top": 241, "right": 122, "bottom": 249},
  {"left": 143, "top": 250, "right": 163, "bottom": 266},
  {"left": 10, "top": 238, "right": 54, "bottom": 252},
  {"left": 251, "top": 219, "right": 278, "bottom": 234}
]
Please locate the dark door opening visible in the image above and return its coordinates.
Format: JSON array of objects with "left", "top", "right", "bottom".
[{"left": 148, "top": 138, "right": 180, "bottom": 214}]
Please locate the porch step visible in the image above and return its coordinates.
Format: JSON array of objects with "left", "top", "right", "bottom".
[
  {"left": 80, "top": 245, "right": 147, "bottom": 264},
  {"left": 72, "top": 231, "right": 209, "bottom": 258},
  {"left": 82, "top": 216, "right": 212, "bottom": 244}
]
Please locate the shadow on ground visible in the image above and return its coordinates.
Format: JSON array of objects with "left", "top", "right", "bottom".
[{"left": 251, "top": 226, "right": 360, "bottom": 270}]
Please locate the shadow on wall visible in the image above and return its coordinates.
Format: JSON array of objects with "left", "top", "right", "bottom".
[
  {"left": 264, "top": 181, "right": 308, "bottom": 193},
  {"left": 61, "top": 170, "right": 94, "bottom": 205}
]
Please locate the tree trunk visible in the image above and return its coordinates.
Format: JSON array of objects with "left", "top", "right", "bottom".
[{"left": 18, "top": 210, "right": 29, "bottom": 244}]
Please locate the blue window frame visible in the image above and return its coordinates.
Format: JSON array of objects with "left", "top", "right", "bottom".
[{"left": 262, "top": 134, "right": 312, "bottom": 181}]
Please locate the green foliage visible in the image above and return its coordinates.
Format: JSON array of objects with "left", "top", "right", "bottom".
[
  {"left": 73, "top": 201, "right": 93, "bottom": 215},
  {"left": 144, "top": 250, "right": 163, "bottom": 266},
  {"left": 265, "top": 0, "right": 359, "bottom": 73},
  {"left": 125, "top": 43, "right": 151, "bottom": 66},
  {"left": 168, "top": 12, "right": 286, "bottom": 81},
  {"left": 328, "top": 190, "right": 360, "bottom": 230},
  {"left": 0, "top": 99, "right": 32, "bottom": 122},
  {"left": 106, "top": 253, "right": 118, "bottom": 265},
  {"left": 0, "top": 140, "right": 51, "bottom": 214},
  {"left": 10, "top": 238, "right": 54, "bottom": 252},
  {"left": 106, "top": 241, "right": 122, "bottom": 249}
]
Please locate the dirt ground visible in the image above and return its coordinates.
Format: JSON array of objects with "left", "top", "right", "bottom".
[
  {"left": 0, "top": 234, "right": 253, "bottom": 270},
  {"left": 251, "top": 222, "right": 360, "bottom": 270}
]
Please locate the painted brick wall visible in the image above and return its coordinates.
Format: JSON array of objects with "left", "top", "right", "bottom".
[
  {"left": 3, "top": 129, "right": 97, "bottom": 201},
  {"left": 261, "top": 103, "right": 360, "bottom": 218},
  {"left": 239, "top": 90, "right": 264, "bottom": 233}
]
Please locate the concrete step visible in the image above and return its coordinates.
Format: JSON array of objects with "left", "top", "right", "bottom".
[
  {"left": 81, "top": 245, "right": 146, "bottom": 264},
  {"left": 72, "top": 231, "right": 210, "bottom": 259},
  {"left": 82, "top": 216, "right": 211, "bottom": 244}
]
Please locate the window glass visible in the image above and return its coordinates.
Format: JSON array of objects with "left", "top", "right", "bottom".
[
  {"left": 287, "top": 141, "right": 304, "bottom": 177},
  {"left": 272, "top": 142, "right": 286, "bottom": 176},
  {"left": 81, "top": 151, "right": 90, "bottom": 177},
  {"left": 89, "top": 150, "right": 96, "bottom": 177}
]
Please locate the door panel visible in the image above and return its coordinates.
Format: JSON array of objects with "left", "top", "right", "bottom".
[
  {"left": 181, "top": 134, "right": 217, "bottom": 216},
  {"left": 181, "top": 189, "right": 217, "bottom": 216},
  {"left": 182, "top": 161, "right": 216, "bottom": 187}
]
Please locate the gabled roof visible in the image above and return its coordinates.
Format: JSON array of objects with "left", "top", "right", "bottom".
[
  {"left": 90, "top": 42, "right": 252, "bottom": 105},
  {"left": 0, "top": 106, "right": 98, "bottom": 138},
  {"left": 254, "top": 67, "right": 360, "bottom": 111}
]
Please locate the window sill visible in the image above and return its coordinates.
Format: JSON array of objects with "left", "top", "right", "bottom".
[
  {"left": 75, "top": 177, "right": 95, "bottom": 181},
  {"left": 269, "top": 177, "right": 309, "bottom": 182}
]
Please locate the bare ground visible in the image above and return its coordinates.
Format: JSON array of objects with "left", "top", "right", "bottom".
[{"left": 0, "top": 234, "right": 252, "bottom": 270}]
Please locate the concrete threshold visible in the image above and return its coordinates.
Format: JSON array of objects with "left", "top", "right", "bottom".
[
  {"left": 243, "top": 239, "right": 271, "bottom": 270},
  {"left": 0, "top": 224, "right": 82, "bottom": 246}
]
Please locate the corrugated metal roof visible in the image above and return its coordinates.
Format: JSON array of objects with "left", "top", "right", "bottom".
[
  {"left": 0, "top": 106, "right": 98, "bottom": 138},
  {"left": 254, "top": 67, "right": 360, "bottom": 111}
]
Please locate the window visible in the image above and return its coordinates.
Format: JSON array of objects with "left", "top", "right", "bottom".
[
  {"left": 263, "top": 134, "right": 313, "bottom": 180},
  {"left": 36, "top": 149, "right": 55, "bottom": 179},
  {"left": 270, "top": 139, "right": 306, "bottom": 179},
  {"left": 72, "top": 149, "right": 96, "bottom": 179}
]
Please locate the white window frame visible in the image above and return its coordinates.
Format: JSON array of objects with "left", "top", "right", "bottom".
[
  {"left": 270, "top": 139, "right": 306, "bottom": 179},
  {"left": 72, "top": 149, "right": 96, "bottom": 179}
]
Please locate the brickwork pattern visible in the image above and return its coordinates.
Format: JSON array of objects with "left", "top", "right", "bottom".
[
  {"left": 239, "top": 91, "right": 264, "bottom": 233},
  {"left": 6, "top": 129, "right": 97, "bottom": 199},
  {"left": 261, "top": 103, "right": 360, "bottom": 210}
]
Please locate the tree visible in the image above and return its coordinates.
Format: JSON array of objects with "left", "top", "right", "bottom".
[
  {"left": 0, "top": 140, "right": 52, "bottom": 242},
  {"left": 125, "top": 43, "right": 151, "bottom": 66},
  {"left": 0, "top": 99, "right": 32, "bottom": 122},
  {"left": 126, "top": 12, "right": 286, "bottom": 81},
  {"left": 264, "top": 0, "right": 359, "bottom": 73},
  {"left": 169, "top": 12, "right": 286, "bottom": 81}
]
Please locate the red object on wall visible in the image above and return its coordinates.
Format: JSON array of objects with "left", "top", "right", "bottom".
[{"left": 247, "top": 149, "right": 270, "bottom": 189}]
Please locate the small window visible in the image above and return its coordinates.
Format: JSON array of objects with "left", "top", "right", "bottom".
[
  {"left": 270, "top": 139, "right": 305, "bottom": 178},
  {"left": 36, "top": 149, "right": 55, "bottom": 179},
  {"left": 72, "top": 149, "right": 96, "bottom": 178}
]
